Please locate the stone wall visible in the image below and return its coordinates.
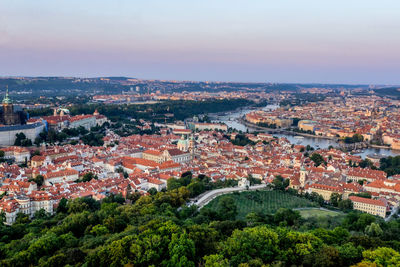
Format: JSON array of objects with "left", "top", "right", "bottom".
[{"left": 0, "top": 122, "right": 45, "bottom": 146}]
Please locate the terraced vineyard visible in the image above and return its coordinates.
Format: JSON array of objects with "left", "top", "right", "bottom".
[{"left": 205, "top": 190, "right": 319, "bottom": 219}]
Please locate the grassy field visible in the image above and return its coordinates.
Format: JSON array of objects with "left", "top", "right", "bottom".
[
  {"left": 205, "top": 190, "right": 319, "bottom": 219},
  {"left": 298, "top": 208, "right": 344, "bottom": 219}
]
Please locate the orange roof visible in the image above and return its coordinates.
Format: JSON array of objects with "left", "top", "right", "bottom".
[
  {"left": 69, "top": 114, "right": 95, "bottom": 122},
  {"left": 31, "top": 155, "right": 46, "bottom": 161},
  {"left": 349, "top": 196, "right": 386, "bottom": 207},
  {"left": 143, "top": 149, "right": 163, "bottom": 156},
  {"left": 45, "top": 169, "right": 79, "bottom": 179}
]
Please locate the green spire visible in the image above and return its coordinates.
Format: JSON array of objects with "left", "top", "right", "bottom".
[{"left": 3, "top": 87, "right": 11, "bottom": 104}]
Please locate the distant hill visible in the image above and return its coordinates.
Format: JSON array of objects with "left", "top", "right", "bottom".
[{"left": 374, "top": 87, "right": 400, "bottom": 98}]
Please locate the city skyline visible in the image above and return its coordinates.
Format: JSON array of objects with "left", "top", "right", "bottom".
[{"left": 1, "top": 0, "right": 400, "bottom": 84}]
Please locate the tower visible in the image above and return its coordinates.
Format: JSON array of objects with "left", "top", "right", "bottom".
[
  {"left": 3, "top": 87, "right": 12, "bottom": 113},
  {"left": 177, "top": 135, "right": 189, "bottom": 152},
  {"left": 2, "top": 87, "right": 20, "bottom": 125},
  {"left": 188, "top": 134, "right": 195, "bottom": 160},
  {"left": 299, "top": 166, "right": 307, "bottom": 187}
]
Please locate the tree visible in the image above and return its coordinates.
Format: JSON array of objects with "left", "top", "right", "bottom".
[
  {"left": 148, "top": 188, "right": 158, "bottom": 195},
  {"left": 337, "top": 242, "right": 363, "bottom": 266},
  {"left": 338, "top": 199, "right": 353, "bottom": 211},
  {"left": 57, "top": 198, "right": 68, "bottom": 213},
  {"left": 247, "top": 175, "right": 261, "bottom": 186},
  {"left": 90, "top": 224, "right": 109, "bottom": 236},
  {"left": 278, "top": 229, "right": 323, "bottom": 265},
  {"left": 352, "top": 133, "right": 364, "bottom": 143},
  {"left": 304, "top": 246, "right": 339, "bottom": 267},
  {"left": 273, "top": 208, "right": 301, "bottom": 226},
  {"left": 356, "top": 247, "right": 400, "bottom": 266},
  {"left": 203, "top": 254, "right": 229, "bottom": 267},
  {"left": 187, "top": 181, "right": 205, "bottom": 198},
  {"left": 359, "top": 159, "right": 375, "bottom": 169},
  {"left": 0, "top": 211, "right": 5, "bottom": 224},
  {"left": 14, "top": 132, "right": 32, "bottom": 147},
  {"left": 15, "top": 212, "right": 30, "bottom": 224},
  {"left": 246, "top": 212, "right": 268, "bottom": 227},
  {"left": 168, "top": 233, "right": 196, "bottom": 267},
  {"left": 221, "top": 226, "right": 279, "bottom": 266},
  {"left": 79, "top": 172, "right": 97, "bottom": 182},
  {"left": 30, "top": 174, "right": 44, "bottom": 187},
  {"left": 330, "top": 192, "right": 342, "bottom": 207},
  {"left": 217, "top": 196, "right": 238, "bottom": 220},
  {"left": 272, "top": 175, "right": 289, "bottom": 191},
  {"left": 167, "top": 178, "right": 182, "bottom": 191},
  {"left": 365, "top": 222, "right": 383, "bottom": 237},
  {"left": 310, "top": 192, "right": 325, "bottom": 206},
  {"left": 310, "top": 153, "right": 326, "bottom": 167},
  {"left": 34, "top": 209, "right": 49, "bottom": 220}
]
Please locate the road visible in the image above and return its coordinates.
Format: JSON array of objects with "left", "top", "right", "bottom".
[
  {"left": 385, "top": 206, "right": 399, "bottom": 222},
  {"left": 189, "top": 184, "right": 267, "bottom": 209}
]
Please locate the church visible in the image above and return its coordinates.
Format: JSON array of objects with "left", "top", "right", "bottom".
[{"left": 0, "top": 89, "right": 25, "bottom": 126}]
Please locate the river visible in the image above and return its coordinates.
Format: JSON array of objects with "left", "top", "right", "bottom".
[{"left": 209, "top": 104, "right": 400, "bottom": 159}]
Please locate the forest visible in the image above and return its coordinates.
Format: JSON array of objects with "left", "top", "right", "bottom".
[
  {"left": 28, "top": 99, "right": 252, "bottom": 123},
  {"left": 1, "top": 173, "right": 400, "bottom": 266}
]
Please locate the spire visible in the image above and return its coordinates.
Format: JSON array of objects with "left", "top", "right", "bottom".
[{"left": 3, "top": 86, "right": 11, "bottom": 104}]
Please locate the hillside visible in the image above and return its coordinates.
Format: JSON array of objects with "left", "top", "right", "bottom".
[{"left": 1, "top": 177, "right": 400, "bottom": 266}]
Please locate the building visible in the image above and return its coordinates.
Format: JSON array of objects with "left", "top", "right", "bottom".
[
  {"left": 163, "top": 149, "right": 191, "bottom": 163},
  {"left": 349, "top": 196, "right": 387, "bottom": 218},
  {"left": 69, "top": 114, "right": 97, "bottom": 130},
  {"left": 1, "top": 146, "right": 31, "bottom": 163},
  {"left": 298, "top": 120, "right": 318, "bottom": 132},
  {"left": 346, "top": 168, "right": 387, "bottom": 183},
  {"left": 142, "top": 150, "right": 164, "bottom": 163},
  {"left": 143, "top": 148, "right": 191, "bottom": 164},
  {"left": 177, "top": 135, "right": 189, "bottom": 151},
  {"left": 305, "top": 183, "right": 343, "bottom": 201},
  {"left": 93, "top": 109, "right": 108, "bottom": 126},
  {"left": 0, "top": 89, "right": 24, "bottom": 125},
  {"left": 44, "top": 169, "right": 79, "bottom": 186},
  {"left": 0, "top": 192, "right": 54, "bottom": 225},
  {"left": 190, "top": 122, "right": 228, "bottom": 131},
  {"left": 0, "top": 90, "right": 45, "bottom": 146}
]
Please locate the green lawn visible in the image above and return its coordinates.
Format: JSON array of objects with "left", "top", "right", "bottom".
[
  {"left": 298, "top": 208, "right": 343, "bottom": 219},
  {"left": 205, "top": 190, "right": 319, "bottom": 219}
]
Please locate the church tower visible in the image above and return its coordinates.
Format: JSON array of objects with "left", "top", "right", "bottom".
[
  {"left": 2, "top": 87, "right": 20, "bottom": 125},
  {"left": 299, "top": 165, "right": 307, "bottom": 187},
  {"left": 188, "top": 134, "right": 195, "bottom": 160}
]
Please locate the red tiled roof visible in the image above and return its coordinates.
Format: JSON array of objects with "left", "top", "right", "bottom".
[
  {"left": 45, "top": 169, "right": 79, "bottom": 179},
  {"left": 349, "top": 196, "right": 386, "bottom": 207}
]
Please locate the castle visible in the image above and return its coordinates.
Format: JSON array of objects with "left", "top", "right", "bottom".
[
  {"left": 0, "top": 88, "right": 25, "bottom": 126},
  {"left": 0, "top": 89, "right": 45, "bottom": 146}
]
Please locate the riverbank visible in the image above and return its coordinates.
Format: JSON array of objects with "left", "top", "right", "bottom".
[
  {"left": 369, "top": 144, "right": 392, "bottom": 150},
  {"left": 209, "top": 104, "right": 400, "bottom": 158},
  {"left": 238, "top": 116, "right": 335, "bottom": 140}
]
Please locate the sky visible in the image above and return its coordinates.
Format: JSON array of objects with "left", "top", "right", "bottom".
[{"left": 0, "top": 0, "right": 399, "bottom": 84}]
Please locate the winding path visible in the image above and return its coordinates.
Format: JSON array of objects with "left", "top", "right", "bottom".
[{"left": 189, "top": 184, "right": 267, "bottom": 209}]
